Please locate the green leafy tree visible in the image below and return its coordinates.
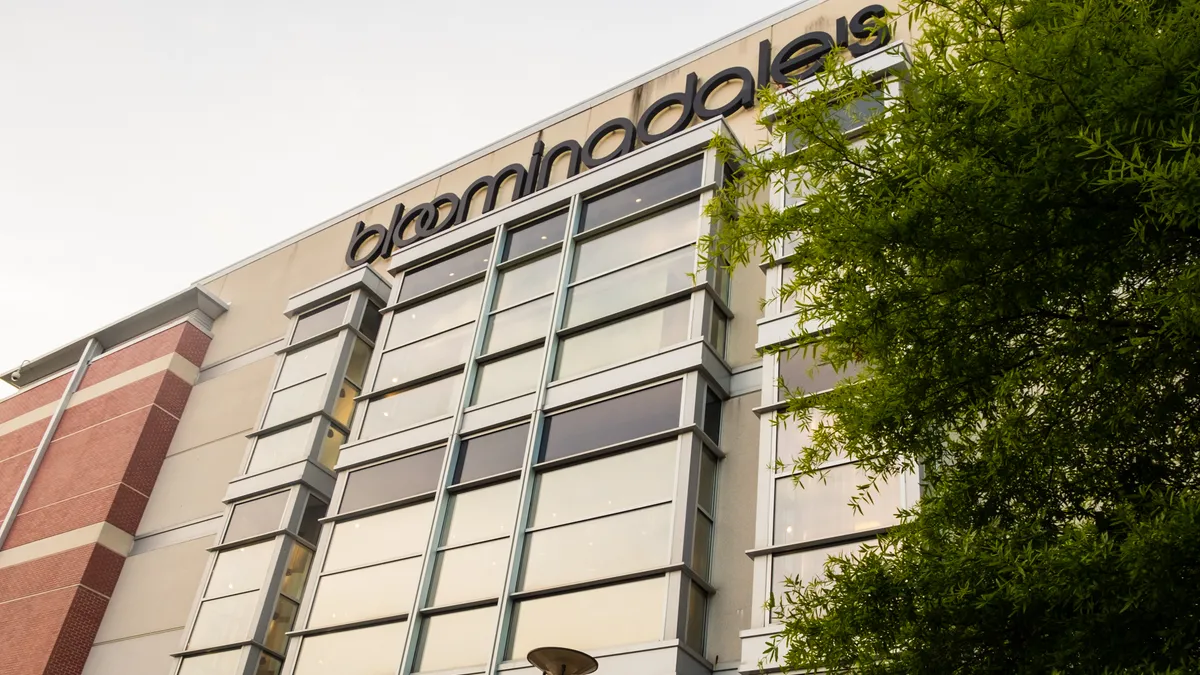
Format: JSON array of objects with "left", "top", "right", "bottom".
[{"left": 704, "top": 0, "right": 1200, "bottom": 672}]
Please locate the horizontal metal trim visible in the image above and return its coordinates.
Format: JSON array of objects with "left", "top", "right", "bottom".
[
  {"left": 744, "top": 528, "right": 891, "bottom": 559},
  {"left": 419, "top": 597, "right": 500, "bottom": 617},
  {"left": 275, "top": 324, "right": 351, "bottom": 355},
  {"left": 532, "top": 425, "right": 693, "bottom": 472},
  {"left": 357, "top": 369, "right": 465, "bottom": 403},
  {"left": 208, "top": 528, "right": 287, "bottom": 553},
  {"left": 436, "top": 533, "right": 510, "bottom": 554},
  {"left": 495, "top": 242, "right": 565, "bottom": 272},
  {"left": 332, "top": 423, "right": 452, "bottom": 471},
  {"left": 323, "top": 490, "right": 437, "bottom": 524},
  {"left": 489, "top": 288, "right": 554, "bottom": 316},
  {"left": 318, "top": 550, "right": 424, "bottom": 579},
  {"left": 556, "top": 288, "right": 696, "bottom": 339},
  {"left": 287, "top": 614, "right": 410, "bottom": 639},
  {"left": 379, "top": 317, "right": 476, "bottom": 353},
  {"left": 523, "top": 499, "right": 672, "bottom": 535},
  {"left": 171, "top": 639, "right": 256, "bottom": 659},
  {"left": 447, "top": 468, "right": 523, "bottom": 494},
  {"left": 474, "top": 338, "right": 545, "bottom": 365},
  {"left": 509, "top": 564, "right": 681, "bottom": 601}
]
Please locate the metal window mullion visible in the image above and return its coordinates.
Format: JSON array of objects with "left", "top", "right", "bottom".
[
  {"left": 243, "top": 534, "right": 292, "bottom": 675},
  {"left": 485, "top": 192, "right": 582, "bottom": 674},
  {"left": 397, "top": 233, "right": 505, "bottom": 675},
  {"left": 279, "top": 499, "right": 338, "bottom": 675}
]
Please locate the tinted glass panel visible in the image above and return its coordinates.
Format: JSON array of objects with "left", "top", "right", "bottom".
[
  {"left": 554, "top": 301, "right": 691, "bottom": 381},
  {"left": 507, "top": 577, "right": 666, "bottom": 658},
  {"left": 495, "top": 253, "right": 561, "bottom": 309},
  {"left": 685, "top": 583, "right": 707, "bottom": 653},
  {"left": 540, "top": 381, "right": 681, "bottom": 463},
  {"left": 531, "top": 441, "right": 677, "bottom": 527},
  {"left": 774, "top": 409, "right": 849, "bottom": 469},
  {"left": 331, "top": 380, "right": 358, "bottom": 428},
  {"left": 416, "top": 606, "right": 499, "bottom": 672},
  {"left": 505, "top": 210, "right": 568, "bottom": 260},
  {"left": 298, "top": 496, "right": 326, "bottom": 545},
  {"left": 472, "top": 347, "right": 543, "bottom": 406},
  {"left": 455, "top": 424, "right": 528, "bottom": 484},
  {"left": 256, "top": 655, "right": 282, "bottom": 675},
  {"left": 360, "top": 302, "right": 384, "bottom": 343},
  {"left": 294, "top": 621, "right": 407, "bottom": 674},
  {"left": 430, "top": 538, "right": 510, "bottom": 606},
  {"left": 698, "top": 451, "right": 717, "bottom": 514},
  {"left": 340, "top": 447, "right": 446, "bottom": 514},
  {"left": 443, "top": 480, "right": 521, "bottom": 546},
  {"left": 225, "top": 492, "right": 288, "bottom": 543},
  {"left": 779, "top": 345, "right": 862, "bottom": 396},
  {"left": 565, "top": 245, "right": 694, "bottom": 327},
  {"left": 692, "top": 511, "right": 713, "bottom": 580},
  {"left": 308, "top": 558, "right": 421, "bottom": 628},
  {"left": 317, "top": 425, "right": 347, "bottom": 469},
  {"left": 280, "top": 542, "right": 313, "bottom": 600},
  {"left": 386, "top": 282, "right": 483, "bottom": 349},
  {"left": 773, "top": 466, "right": 900, "bottom": 544},
  {"left": 277, "top": 338, "right": 338, "bottom": 389},
  {"left": 188, "top": 592, "right": 258, "bottom": 648},
  {"left": 580, "top": 157, "right": 703, "bottom": 231},
  {"left": 399, "top": 242, "right": 492, "bottom": 302},
  {"left": 206, "top": 542, "right": 273, "bottom": 598},
  {"left": 178, "top": 650, "right": 242, "bottom": 675},
  {"left": 771, "top": 543, "right": 862, "bottom": 607},
  {"left": 346, "top": 339, "right": 372, "bottom": 387},
  {"left": 262, "top": 377, "right": 326, "bottom": 428},
  {"left": 361, "top": 375, "right": 463, "bottom": 440},
  {"left": 325, "top": 501, "right": 435, "bottom": 571},
  {"left": 265, "top": 596, "right": 298, "bottom": 653},
  {"left": 248, "top": 423, "right": 311, "bottom": 475},
  {"left": 484, "top": 296, "right": 552, "bottom": 354},
  {"left": 375, "top": 324, "right": 473, "bottom": 389},
  {"left": 293, "top": 298, "right": 349, "bottom": 343},
  {"left": 703, "top": 388, "right": 722, "bottom": 443},
  {"left": 521, "top": 504, "right": 672, "bottom": 590},
  {"left": 572, "top": 201, "right": 698, "bottom": 281}
]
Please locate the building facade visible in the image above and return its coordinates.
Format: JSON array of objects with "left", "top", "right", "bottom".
[{"left": 0, "top": 2, "right": 917, "bottom": 674}]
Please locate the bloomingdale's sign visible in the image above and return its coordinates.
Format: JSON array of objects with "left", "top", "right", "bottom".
[{"left": 345, "top": 5, "right": 889, "bottom": 267}]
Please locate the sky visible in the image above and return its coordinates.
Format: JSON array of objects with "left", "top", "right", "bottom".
[{"left": 0, "top": 0, "right": 795, "bottom": 392}]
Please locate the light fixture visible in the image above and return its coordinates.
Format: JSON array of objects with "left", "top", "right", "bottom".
[{"left": 527, "top": 647, "right": 598, "bottom": 675}]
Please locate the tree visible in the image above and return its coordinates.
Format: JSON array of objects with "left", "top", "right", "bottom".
[{"left": 703, "top": 0, "right": 1200, "bottom": 672}]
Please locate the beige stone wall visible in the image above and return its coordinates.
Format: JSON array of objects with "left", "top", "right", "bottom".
[{"left": 93, "top": 537, "right": 211, "bottom": 644}]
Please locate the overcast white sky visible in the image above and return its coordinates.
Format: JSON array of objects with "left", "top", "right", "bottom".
[{"left": 0, "top": 0, "right": 793, "bottom": 390}]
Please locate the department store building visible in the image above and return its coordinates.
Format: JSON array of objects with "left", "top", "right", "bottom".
[{"left": 0, "top": 1, "right": 918, "bottom": 673}]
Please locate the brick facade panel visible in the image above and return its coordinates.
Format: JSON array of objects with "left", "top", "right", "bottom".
[
  {"left": 0, "top": 544, "right": 123, "bottom": 605},
  {"left": 45, "top": 588, "right": 109, "bottom": 675},
  {"left": 0, "top": 586, "right": 73, "bottom": 675},
  {"left": 153, "top": 370, "right": 194, "bottom": 420},
  {"left": 0, "top": 452, "right": 33, "bottom": 515},
  {"left": 78, "top": 324, "right": 189, "bottom": 389},
  {"left": 0, "top": 372, "right": 71, "bottom": 427},
  {"left": 0, "top": 418, "right": 49, "bottom": 463},
  {"left": 121, "top": 406, "right": 180, "bottom": 497},
  {"left": 55, "top": 372, "right": 170, "bottom": 440},
  {"left": 175, "top": 322, "right": 212, "bottom": 368}
]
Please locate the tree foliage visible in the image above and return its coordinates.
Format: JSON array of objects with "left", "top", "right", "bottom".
[{"left": 704, "top": 0, "right": 1200, "bottom": 672}]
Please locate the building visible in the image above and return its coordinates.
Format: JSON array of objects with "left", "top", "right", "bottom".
[{"left": 0, "top": 2, "right": 919, "bottom": 674}]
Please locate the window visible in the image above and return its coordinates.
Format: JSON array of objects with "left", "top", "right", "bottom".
[
  {"left": 416, "top": 606, "right": 499, "bottom": 672},
  {"left": 555, "top": 301, "right": 690, "bottom": 380},
  {"left": 693, "top": 450, "right": 717, "bottom": 581},
  {"left": 276, "top": 338, "right": 337, "bottom": 389},
  {"left": 572, "top": 202, "right": 698, "bottom": 281},
  {"left": 540, "top": 381, "right": 681, "bottom": 462},
  {"left": 331, "top": 380, "right": 357, "bottom": 428},
  {"left": 224, "top": 492, "right": 288, "bottom": 543},
  {"left": 294, "top": 621, "right": 407, "bottom": 675},
  {"left": 773, "top": 464, "right": 900, "bottom": 545},
  {"left": 766, "top": 264, "right": 798, "bottom": 318},
  {"left": 265, "top": 596, "right": 298, "bottom": 653},
  {"left": 361, "top": 374, "right": 464, "bottom": 439},
  {"left": 324, "top": 501, "right": 434, "bottom": 571},
  {"left": 317, "top": 424, "right": 347, "bottom": 469},
  {"left": 685, "top": 582, "right": 707, "bottom": 654},
  {"left": 472, "top": 347, "right": 544, "bottom": 406},
  {"left": 495, "top": 253, "right": 561, "bottom": 308},
  {"left": 771, "top": 542, "right": 862, "bottom": 602},
  {"left": 178, "top": 650, "right": 241, "bottom": 675},
  {"left": 779, "top": 345, "right": 861, "bottom": 396},
  {"left": 530, "top": 441, "right": 677, "bottom": 527},
  {"left": 521, "top": 503, "right": 672, "bottom": 590},
  {"left": 206, "top": 542, "right": 273, "bottom": 598},
  {"left": 455, "top": 424, "right": 528, "bottom": 484},
  {"left": 293, "top": 298, "right": 349, "bottom": 343},
  {"left": 339, "top": 448, "right": 446, "bottom": 514},
  {"left": 691, "top": 511, "right": 713, "bottom": 580},
  {"left": 442, "top": 480, "right": 520, "bottom": 546},
  {"left": 564, "top": 245, "right": 695, "bottom": 328},
  {"left": 507, "top": 577, "right": 667, "bottom": 658},
  {"left": 398, "top": 241, "right": 492, "bottom": 302},
  {"left": 359, "top": 301, "right": 384, "bottom": 343},
  {"left": 484, "top": 296, "right": 553, "bottom": 354},
  {"left": 345, "top": 339, "right": 372, "bottom": 387},
  {"left": 579, "top": 157, "right": 703, "bottom": 231},
  {"left": 430, "top": 481, "right": 520, "bottom": 605},
  {"left": 247, "top": 423, "right": 311, "bottom": 475},
  {"left": 298, "top": 495, "right": 327, "bottom": 545},
  {"left": 187, "top": 590, "right": 259, "bottom": 649},
  {"left": 279, "top": 542, "right": 313, "bottom": 599},
  {"left": 261, "top": 377, "right": 326, "bottom": 428},
  {"left": 375, "top": 324, "right": 474, "bottom": 388},
  {"left": 505, "top": 210, "right": 568, "bottom": 261},
  {"left": 707, "top": 305, "right": 728, "bottom": 358},
  {"left": 308, "top": 557, "right": 421, "bottom": 628},
  {"left": 385, "top": 282, "right": 483, "bottom": 350}
]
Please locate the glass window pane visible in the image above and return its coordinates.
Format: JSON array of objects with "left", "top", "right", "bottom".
[
  {"left": 685, "top": 583, "right": 707, "bottom": 654},
  {"left": 580, "top": 157, "right": 703, "bottom": 232},
  {"left": 386, "top": 282, "right": 484, "bottom": 350},
  {"left": 521, "top": 504, "right": 672, "bottom": 591},
  {"left": 484, "top": 296, "right": 552, "bottom": 355},
  {"left": 361, "top": 375, "right": 463, "bottom": 440},
  {"left": 455, "top": 424, "right": 528, "bottom": 484},
  {"left": 399, "top": 242, "right": 492, "bottom": 302},
  {"left": 691, "top": 511, "right": 713, "bottom": 580},
  {"left": 179, "top": 650, "right": 242, "bottom": 675},
  {"left": 325, "top": 501, "right": 435, "bottom": 571},
  {"left": 340, "top": 447, "right": 446, "bottom": 514},
  {"left": 540, "top": 381, "right": 681, "bottom": 463},
  {"left": 265, "top": 596, "right": 298, "bottom": 653},
  {"left": 507, "top": 577, "right": 666, "bottom": 658},
  {"left": 248, "top": 423, "right": 312, "bottom": 475},
  {"left": 277, "top": 338, "right": 338, "bottom": 390},
  {"left": 206, "top": 541, "right": 273, "bottom": 598},
  {"left": 698, "top": 452, "right": 717, "bottom": 514},
  {"left": 375, "top": 324, "right": 474, "bottom": 389},
  {"left": 767, "top": 264, "right": 798, "bottom": 318},
  {"left": 430, "top": 538, "right": 510, "bottom": 606},
  {"left": 443, "top": 480, "right": 521, "bottom": 546},
  {"left": 188, "top": 592, "right": 258, "bottom": 648},
  {"left": 472, "top": 347, "right": 543, "bottom": 406},
  {"left": 294, "top": 621, "right": 407, "bottom": 674},
  {"left": 255, "top": 655, "right": 282, "bottom": 675},
  {"left": 771, "top": 543, "right": 862, "bottom": 604},
  {"left": 775, "top": 410, "right": 849, "bottom": 469},
  {"left": 332, "top": 380, "right": 358, "bottom": 428},
  {"left": 308, "top": 558, "right": 421, "bottom": 629},
  {"left": 225, "top": 492, "right": 288, "bottom": 543},
  {"left": 346, "top": 339, "right": 372, "bottom": 388},
  {"left": 505, "top": 210, "right": 568, "bottom": 261},
  {"left": 416, "top": 606, "right": 499, "bottom": 672},
  {"left": 279, "top": 542, "right": 313, "bottom": 600},
  {"left": 495, "top": 253, "right": 561, "bottom": 309},
  {"left": 565, "top": 246, "right": 695, "bottom": 327},
  {"left": 702, "top": 389, "right": 721, "bottom": 444},
  {"left": 298, "top": 496, "right": 326, "bottom": 546},
  {"left": 707, "top": 310, "right": 727, "bottom": 358},
  {"left": 779, "top": 346, "right": 861, "bottom": 396},
  {"left": 773, "top": 466, "right": 901, "bottom": 545},
  {"left": 293, "top": 298, "right": 349, "bottom": 344},
  {"left": 531, "top": 441, "right": 676, "bottom": 527},
  {"left": 317, "top": 425, "right": 347, "bottom": 470},
  {"left": 554, "top": 301, "right": 691, "bottom": 381},
  {"left": 360, "top": 302, "right": 384, "bottom": 343},
  {"left": 573, "top": 201, "right": 698, "bottom": 281},
  {"left": 262, "top": 377, "right": 327, "bottom": 428}
]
